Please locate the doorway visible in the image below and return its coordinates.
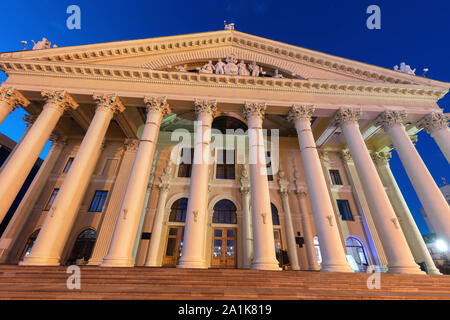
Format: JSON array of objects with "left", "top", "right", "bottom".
[{"left": 211, "top": 227, "right": 237, "bottom": 268}]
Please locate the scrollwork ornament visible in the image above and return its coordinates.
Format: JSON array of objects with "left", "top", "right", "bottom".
[
  {"left": 144, "top": 96, "right": 171, "bottom": 116},
  {"left": 93, "top": 93, "right": 125, "bottom": 114},
  {"left": 416, "top": 112, "right": 449, "bottom": 133},
  {"left": 243, "top": 101, "right": 267, "bottom": 120},
  {"left": 374, "top": 110, "right": 407, "bottom": 130},
  {"left": 288, "top": 105, "right": 315, "bottom": 122}
]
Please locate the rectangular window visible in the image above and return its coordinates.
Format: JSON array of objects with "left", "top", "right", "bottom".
[
  {"left": 266, "top": 151, "right": 273, "bottom": 181},
  {"left": 89, "top": 190, "right": 109, "bottom": 212},
  {"left": 216, "top": 149, "right": 235, "bottom": 180},
  {"left": 329, "top": 169, "right": 343, "bottom": 185},
  {"left": 45, "top": 188, "right": 59, "bottom": 210},
  {"left": 178, "top": 148, "right": 194, "bottom": 178},
  {"left": 337, "top": 199, "right": 354, "bottom": 221},
  {"left": 63, "top": 157, "right": 74, "bottom": 173}
]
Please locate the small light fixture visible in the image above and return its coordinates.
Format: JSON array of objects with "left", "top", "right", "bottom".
[{"left": 435, "top": 239, "right": 448, "bottom": 252}]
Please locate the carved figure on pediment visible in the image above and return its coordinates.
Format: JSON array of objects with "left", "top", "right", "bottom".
[
  {"left": 224, "top": 55, "right": 238, "bottom": 75},
  {"left": 175, "top": 64, "right": 188, "bottom": 72},
  {"left": 214, "top": 59, "right": 225, "bottom": 75},
  {"left": 31, "top": 38, "right": 53, "bottom": 50},
  {"left": 237, "top": 60, "right": 250, "bottom": 76},
  {"left": 273, "top": 69, "right": 283, "bottom": 78},
  {"left": 200, "top": 60, "right": 215, "bottom": 74},
  {"left": 394, "top": 62, "right": 416, "bottom": 75},
  {"left": 248, "top": 61, "right": 262, "bottom": 77}
]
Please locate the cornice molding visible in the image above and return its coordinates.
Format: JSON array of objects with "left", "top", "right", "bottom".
[
  {"left": 0, "top": 58, "right": 446, "bottom": 101},
  {"left": 3, "top": 30, "right": 448, "bottom": 89}
]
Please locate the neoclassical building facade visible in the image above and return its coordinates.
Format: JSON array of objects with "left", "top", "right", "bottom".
[{"left": 0, "top": 29, "right": 448, "bottom": 275}]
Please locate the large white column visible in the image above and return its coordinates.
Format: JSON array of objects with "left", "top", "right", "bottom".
[
  {"left": 372, "top": 151, "right": 441, "bottom": 275},
  {"left": 22, "top": 94, "right": 124, "bottom": 266},
  {"left": 145, "top": 166, "right": 172, "bottom": 266},
  {"left": 335, "top": 108, "right": 423, "bottom": 274},
  {"left": 240, "top": 168, "right": 253, "bottom": 269},
  {"left": 177, "top": 99, "right": 216, "bottom": 269},
  {"left": 0, "top": 88, "right": 29, "bottom": 126},
  {"left": 417, "top": 112, "right": 450, "bottom": 163},
  {"left": 376, "top": 110, "right": 450, "bottom": 247},
  {"left": 288, "top": 105, "right": 352, "bottom": 273},
  {"left": 101, "top": 97, "right": 170, "bottom": 267},
  {"left": 244, "top": 102, "right": 280, "bottom": 270},
  {"left": 295, "top": 187, "right": 320, "bottom": 271},
  {"left": 278, "top": 171, "right": 300, "bottom": 270},
  {"left": 0, "top": 90, "right": 78, "bottom": 225}
]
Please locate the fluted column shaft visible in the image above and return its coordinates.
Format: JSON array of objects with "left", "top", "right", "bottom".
[
  {"left": 295, "top": 189, "right": 320, "bottom": 271},
  {"left": 417, "top": 112, "right": 450, "bottom": 163},
  {"left": 102, "top": 97, "right": 170, "bottom": 267},
  {"left": 373, "top": 152, "right": 441, "bottom": 275},
  {"left": 289, "top": 105, "right": 352, "bottom": 273},
  {"left": 336, "top": 108, "right": 422, "bottom": 274},
  {"left": 22, "top": 94, "right": 123, "bottom": 266},
  {"left": 177, "top": 100, "right": 216, "bottom": 269},
  {"left": 0, "top": 88, "right": 29, "bottom": 126},
  {"left": 145, "top": 184, "right": 170, "bottom": 266},
  {"left": 279, "top": 190, "right": 300, "bottom": 270},
  {"left": 0, "top": 91, "right": 77, "bottom": 225},
  {"left": 377, "top": 110, "right": 450, "bottom": 247},
  {"left": 244, "top": 102, "right": 280, "bottom": 270}
]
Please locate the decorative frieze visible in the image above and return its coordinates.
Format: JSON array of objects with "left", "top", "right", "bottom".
[
  {"left": 243, "top": 101, "right": 266, "bottom": 120},
  {"left": 288, "top": 105, "right": 315, "bottom": 122},
  {"left": 416, "top": 112, "right": 449, "bottom": 133},
  {"left": 93, "top": 93, "right": 125, "bottom": 114},
  {"left": 41, "top": 90, "right": 79, "bottom": 111},
  {"left": 0, "top": 88, "right": 30, "bottom": 110}
]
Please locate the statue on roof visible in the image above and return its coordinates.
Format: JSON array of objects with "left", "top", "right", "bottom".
[
  {"left": 248, "top": 61, "right": 262, "bottom": 77},
  {"left": 175, "top": 64, "right": 188, "bottom": 72},
  {"left": 224, "top": 21, "right": 235, "bottom": 30},
  {"left": 237, "top": 60, "right": 250, "bottom": 76},
  {"left": 31, "top": 38, "right": 56, "bottom": 50},
  {"left": 199, "top": 60, "right": 215, "bottom": 74},
  {"left": 273, "top": 69, "right": 283, "bottom": 78},
  {"left": 394, "top": 62, "right": 416, "bottom": 75},
  {"left": 224, "top": 54, "right": 238, "bottom": 75}
]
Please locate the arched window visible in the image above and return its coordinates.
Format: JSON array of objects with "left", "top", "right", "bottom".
[
  {"left": 67, "top": 229, "right": 97, "bottom": 265},
  {"left": 21, "top": 229, "right": 40, "bottom": 260},
  {"left": 213, "top": 200, "right": 237, "bottom": 224},
  {"left": 169, "top": 198, "right": 188, "bottom": 222},
  {"left": 212, "top": 116, "right": 247, "bottom": 134},
  {"left": 345, "top": 237, "right": 368, "bottom": 272},
  {"left": 313, "top": 236, "right": 322, "bottom": 265},
  {"left": 271, "top": 203, "right": 280, "bottom": 226}
]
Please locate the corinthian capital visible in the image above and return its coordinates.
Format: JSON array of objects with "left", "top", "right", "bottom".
[
  {"left": 371, "top": 151, "right": 392, "bottom": 165},
  {"left": 194, "top": 98, "right": 217, "bottom": 117},
  {"left": 243, "top": 101, "right": 266, "bottom": 120},
  {"left": 144, "top": 96, "right": 171, "bottom": 115},
  {"left": 374, "top": 110, "right": 407, "bottom": 129},
  {"left": 93, "top": 93, "right": 125, "bottom": 114},
  {"left": 333, "top": 107, "right": 361, "bottom": 126},
  {"left": 41, "top": 90, "right": 79, "bottom": 111},
  {"left": 0, "top": 88, "right": 30, "bottom": 110},
  {"left": 288, "top": 105, "right": 315, "bottom": 122},
  {"left": 416, "top": 112, "right": 449, "bottom": 133}
]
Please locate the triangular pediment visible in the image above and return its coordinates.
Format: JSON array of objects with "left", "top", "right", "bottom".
[{"left": 1, "top": 30, "right": 449, "bottom": 89}]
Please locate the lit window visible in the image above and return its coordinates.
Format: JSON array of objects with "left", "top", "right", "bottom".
[
  {"left": 313, "top": 236, "right": 322, "bottom": 265},
  {"left": 63, "top": 157, "right": 74, "bottom": 173},
  {"left": 169, "top": 198, "right": 188, "bottom": 222},
  {"left": 271, "top": 203, "right": 280, "bottom": 225},
  {"left": 346, "top": 237, "right": 369, "bottom": 272},
  {"left": 45, "top": 188, "right": 59, "bottom": 210},
  {"left": 329, "top": 169, "right": 343, "bottom": 185},
  {"left": 213, "top": 200, "right": 237, "bottom": 224},
  {"left": 337, "top": 199, "right": 354, "bottom": 221},
  {"left": 89, "top": 190, "right": 108, "bottom": 212}
]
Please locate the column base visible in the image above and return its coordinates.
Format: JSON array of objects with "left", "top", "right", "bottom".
[
  {"left": 320, "top": 263, "right": 354, "bottom": 273},
  {"left": 100, "top": 257, "right": 134, "bottom": 267},
  {"left": 251, "top": 258, "right": 281, "bottom": 271},
  {"left": 177, "top": 257, "right": 208, "bottom": 269},
  {"left": 20, "top": 256, "right": 60, "bottom": 266},
  {"left": 425, "top": 266, "right": 442, "bottom": 275},
  {"left": 387, "top": 264, "right": 426, "bottom": 275}
]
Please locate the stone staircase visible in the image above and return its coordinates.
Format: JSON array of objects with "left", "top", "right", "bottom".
[{"left": 0, "top": 265, "right": 449, "bottom": 299}]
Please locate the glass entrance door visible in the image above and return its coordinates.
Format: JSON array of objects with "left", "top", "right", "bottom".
[
  {"left": 162, "top": 226, "right": 184, "bottom": 266},
  {"left": 211, "top": 228, "right": 237, "bottom": 268}
]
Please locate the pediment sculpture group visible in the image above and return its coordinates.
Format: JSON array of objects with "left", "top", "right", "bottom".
[{"left": 195, "top": 54, "right": 283, "bottom": 78}]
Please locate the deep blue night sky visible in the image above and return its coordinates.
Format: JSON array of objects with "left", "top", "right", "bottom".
[{"left": 0, "top": 0, "right": 449, "bottom": 234}]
